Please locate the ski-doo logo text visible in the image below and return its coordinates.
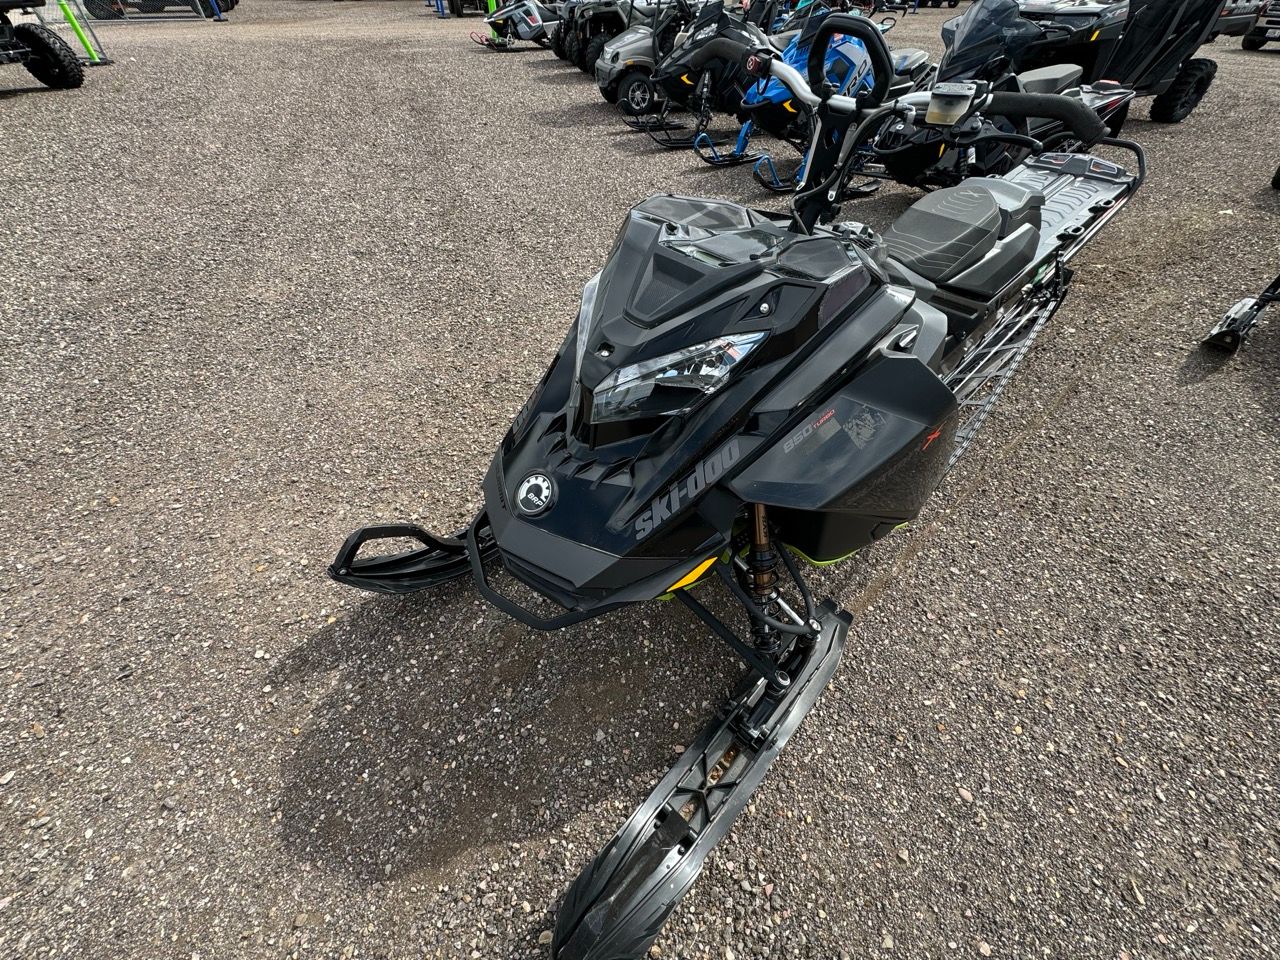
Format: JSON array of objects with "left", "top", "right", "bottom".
[
  {"left": 634, "top": 441, "right": 741, "bottom": 540},
  {"left": 516, "top": 473, "right": 555, "bottom": 517}
]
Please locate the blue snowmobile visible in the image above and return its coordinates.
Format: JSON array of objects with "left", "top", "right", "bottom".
[{"left": 694, "top": 8, "right": 934, "bottom": 192}]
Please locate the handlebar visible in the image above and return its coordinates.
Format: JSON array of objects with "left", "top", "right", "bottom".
[
  {"left": 804, "top": 13, "right": 893, "bottom": 105},
  {"left": 986, "top": 91, "right": 1107, "bottom": 148}
]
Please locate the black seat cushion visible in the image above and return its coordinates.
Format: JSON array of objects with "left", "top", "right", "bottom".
[
  {"left": 892, "top": 48, "right": 930, "bottom": 77},
  {"left": 1017, "top": 63, "right": 1085, "bottom": 95},
  {"left": 882, "top": 184, "right": 1003, "bottom": 285}
]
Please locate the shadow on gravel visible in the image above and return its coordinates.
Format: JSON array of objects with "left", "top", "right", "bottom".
[
  {"left": 0, "top": 85, "right": 50, "bottom": 100},
  {"left": 272, "top": 581, "right": 735, "bottom": 883},
  {"left": 1175, "top": 345, "right": 1234, "bottom": 387},
  {"left": 529, "top": 103, "right": 621, "bottom": 128}
]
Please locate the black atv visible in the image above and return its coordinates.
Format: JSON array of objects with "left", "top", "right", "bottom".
[
  {"left": 1003, "top": 0, "right": 1234, "bottom": 122},
  {"left": 0, "top": 0, "right": 83, "bottom": 90}
]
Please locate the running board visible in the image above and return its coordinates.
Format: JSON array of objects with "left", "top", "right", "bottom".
[{"left": 552, "top": 601, "right": 849, "bottom": 960}]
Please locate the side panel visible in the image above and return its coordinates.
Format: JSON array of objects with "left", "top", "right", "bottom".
[{"left": 728, "top": 351, "right": 957, "bottom": 561}]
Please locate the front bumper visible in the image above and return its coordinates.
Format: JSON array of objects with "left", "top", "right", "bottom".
[
  {"left": 596, "top": 59, "right": 623, "bottom": 92},
  {"left": 1245, "top": 12, "right": 1280, "bottom": 36}
]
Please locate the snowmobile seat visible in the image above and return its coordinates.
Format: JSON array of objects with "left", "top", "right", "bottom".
[
  {"left": 881, "top": 179, "right": 1045, "bottom": 292},
  {"left": 892, "top": 48, "right": 930, "bottom": 77},
  {"left": 1017, "top": 63, "right": 1085, "bottom": 95},
  {"left": 768, "top": 30, "right": 800, "bottom": 53}
]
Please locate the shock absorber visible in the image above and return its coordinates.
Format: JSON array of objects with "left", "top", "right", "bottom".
[{"left": 748, "top": 504, "right": 781, "bottom": 659}]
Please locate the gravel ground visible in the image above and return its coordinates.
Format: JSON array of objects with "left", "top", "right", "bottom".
[{"left": 1, "top": 4, "right": 1278, "bottom": 959}]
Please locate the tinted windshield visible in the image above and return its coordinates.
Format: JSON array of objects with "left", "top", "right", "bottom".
[{"left": 937, "top": 0, "right": 1043, "bottom": 81}]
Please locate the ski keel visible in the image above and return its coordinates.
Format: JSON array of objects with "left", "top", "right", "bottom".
[{"left": 552, "top": 600, "right": 850, "bottom": 960}]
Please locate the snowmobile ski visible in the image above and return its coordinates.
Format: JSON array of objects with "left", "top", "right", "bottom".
[{"left": 553, "top": 597, "right": 849, "bottom": 960}]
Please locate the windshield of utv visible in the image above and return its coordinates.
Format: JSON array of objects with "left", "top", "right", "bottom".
[{"left": 938, "top": 0, "right": 1043, "bottom": 82}]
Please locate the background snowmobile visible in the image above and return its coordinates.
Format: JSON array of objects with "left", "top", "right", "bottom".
[
  {"left": 999, "top": 0, "right": 1232, "bottom": 123},
  {"left": 624, "top": 0, "right": 800, "bottom": 148},
  {"left": 1203, "top": 271, "right": 1279, "bottom": 351},
  {"left": 849, "top": 0, "right": 1134, "bottom": 192},
  {"left": 1243, "top": 0, "right": 1280, "bottom": 49},
  {"left": 474, "top": 0, "right": 562, "bottom": 49},
  {"left": 699, "top": 9, "right": 934, "bottom": 192},
  {"left": 594, "top": 0, "right": 695, "bottom": 113},
  {"left": 329, "top": 15, "right": 1146, "bottom": 958}
]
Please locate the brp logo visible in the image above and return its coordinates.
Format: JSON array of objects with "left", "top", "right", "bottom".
[
  {"left": 746, "top": 54, "right": 762, "bottom": 75},
  {"left": 516, "top": 473, "right": 555, "bottom": 517}
]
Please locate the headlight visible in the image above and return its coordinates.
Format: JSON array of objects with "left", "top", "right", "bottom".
[
  {"left": 611, "top": 50, "right": 620, "bottom": 63},
  {"left": 590, "top": 332, "right": 766, "bottom": 424},
  {"left": 692, "top": 23, "right": 715, "bottom": 41}
]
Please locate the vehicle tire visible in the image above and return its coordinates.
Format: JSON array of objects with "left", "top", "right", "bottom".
[
  {"left": 618, "top": 69, "right": 657, "bottom": 116},
  {"left": 1105, "top": 99, "right": 1130, "bottom": 137},
  {"left": 565, "top": 27, "right": 581, "bottom": 65},
  {"left": 1241, "top": 35, "right": 1266, "bottom": 50},
  {"left": 583, "top": 33, "right": 608, "bottom": 74},
  {"left": 601, "top": 82, "right": 618, "bottom": 103},
  {"left": 552, "top": 22, "right": 568, "bottom": 58},
  {"left": 1272, "top": 163, "right": 1280, "bottom": 190},
  {"left": 16, "top": 24, "right": 84, "bottom": 89},
  {"left": 448, "top": 0, "right": 464, "bottom": 15},
  {"left": 1149, "top": 58, "right": 1217, "bottom": 123}
]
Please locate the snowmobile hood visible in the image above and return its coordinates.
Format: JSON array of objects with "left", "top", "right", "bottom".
[{"left": 481, "top": 195, "right": 901, "bottom": 608}]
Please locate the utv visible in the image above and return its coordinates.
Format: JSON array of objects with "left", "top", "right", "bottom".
[
  {"left": 595, "top": 0, "right": 693, "bottom": 111},
  {"left": 1009, "top": 0, "right": 1243, "bottom": 122},
  {"left": 1242, "top": 0, "right": 1280, "bottom": 48},
  {"left": 564, "top": 0, "right": 647, "bottom": 71},
  {"left": 0, "top": 0, "right": 83, "bottom": 89}
]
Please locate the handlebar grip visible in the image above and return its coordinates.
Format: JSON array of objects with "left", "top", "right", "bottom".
[
  {"left": 986, "top": 91, "right": 1108, "bottom": 147},
  {"left": 687, "top": 36, "right": 751, "bottom": 72},
  {"left": 805, "top": 13, "right": 892, "bottom": 105}
]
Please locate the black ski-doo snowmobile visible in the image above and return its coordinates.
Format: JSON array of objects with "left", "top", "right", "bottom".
[
  {"left": 330, "top": 17, "right": 1145, "bottom": 959},
  {"left": 624, "top": 0, "right": 787, "bottom": 148},
  {"left": 848, "top": 0, "right": 1135, "bottom": 192},
  {"left": 980, "top": 0, "right": 1229, "bottom": 123}
]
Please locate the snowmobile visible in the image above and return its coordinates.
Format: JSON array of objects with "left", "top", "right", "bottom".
[
  {"left": 1243, "top": 0, "right": 1280, "bottom": 49},
  {"left": 1203, "top": 270, "right": 1279, "bottom": 352},
  {"left": 842, "top": 0, "right": 1135, "bottom": 192},
  {"left": 594, "top": 0, "right": 694, "bottom": 113},
  {"left": 697, "top": 9, "right": 934, "bottom": 192},
  {"left": 623, "top": 0, "right": 801, "bottom": 148},
  {"left": 473, "top": 0, "right": 562, "bottom": 50},
  {"left": 0, "top": 0, "right": 84, "bottom": 89},
  {"left": 330, "top": 16, "right": 1146, "bottom": 958},
  {"left": 693, "top": 6, "right": 883, "bottom": 177},
  {"left": 1004, "top": 0, "right": 1232, "bottom": 123}
]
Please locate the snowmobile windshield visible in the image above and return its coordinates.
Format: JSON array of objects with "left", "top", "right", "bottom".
[
  {"left": 792, "top": 3, "right": 832, "bottom": 46},
  {"left": 639, "top": 196, "right": 785, "bottom": 264},
  {"left": 937, "top": 0, "right": 1043, "bottom": 82}
]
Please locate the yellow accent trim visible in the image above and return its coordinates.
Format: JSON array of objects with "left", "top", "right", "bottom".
[
  {"left": 666, "top": 556, "right": 718, "bottom": 592},
  {"left": 1090, "top": 28, "right": 1100, "bottom": 41},
  {"left": 785, "top": 544, "right": 858, "bottom": 567},
  {"left": 782, "top": 99, "right": 797, "bottom": 114},
  {"left": 681, "top": 73, "right": 694, "bottom": 86},
  {"left": 938, "top": 142, "right": 947, "bottom": 158}
]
